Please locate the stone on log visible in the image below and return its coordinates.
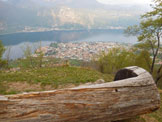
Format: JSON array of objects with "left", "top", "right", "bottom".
[{"left": 0, "top": 66, "right": 160, "bottom": 122}]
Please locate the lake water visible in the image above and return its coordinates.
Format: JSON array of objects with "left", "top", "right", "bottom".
[{"left": 0, "top": 29, "right": 137, "bottom": 60}]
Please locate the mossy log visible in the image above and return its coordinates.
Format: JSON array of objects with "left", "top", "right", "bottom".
[{"left": 0, "top": 66, "right": 160, "bottom": 122}]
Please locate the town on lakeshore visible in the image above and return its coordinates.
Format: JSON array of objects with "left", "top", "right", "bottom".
[{"left": 35, "top": 42, "right": 129, "bottom": 61}]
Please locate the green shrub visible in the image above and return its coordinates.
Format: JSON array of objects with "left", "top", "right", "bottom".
[{"left": 94, "top": 47, "right": 151, "bottom": 74}]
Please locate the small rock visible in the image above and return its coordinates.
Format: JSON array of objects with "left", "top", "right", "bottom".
[{"left": 94, "top": 79, "right": 105, "bottom": 84}]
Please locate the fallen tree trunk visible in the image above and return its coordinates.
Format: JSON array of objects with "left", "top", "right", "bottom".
[{"left": 0, "top": 66, "right": 160, "bottom": 122}]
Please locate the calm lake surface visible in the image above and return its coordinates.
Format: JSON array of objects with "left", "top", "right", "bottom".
[{"left": 0, "top": 29, "right": 137, "bottom": 60}]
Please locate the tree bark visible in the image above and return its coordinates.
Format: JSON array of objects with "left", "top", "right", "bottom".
[
  {"left": 155, "top": 64, "right": 162, "bottom": 84},
  {"left": 0, "top": 66, "right": 160, "bottom": 122},
  {"left": 150, "top": 32, "right": 160, "bottom": 74}
]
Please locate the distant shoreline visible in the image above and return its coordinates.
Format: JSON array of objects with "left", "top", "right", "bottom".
[
  {"left": 0, "top": 29, "right": 124, "bottom": 36},
  {"left": 0, "top": 29, "right": 125, "bottom": 46}
]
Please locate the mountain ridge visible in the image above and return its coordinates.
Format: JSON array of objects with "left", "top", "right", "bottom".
[{"left": 0, "top": 0, "right": 150, "bottom": 34}]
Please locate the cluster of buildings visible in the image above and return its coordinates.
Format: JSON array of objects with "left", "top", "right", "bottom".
[{"left": 37, "top": 42, "right": 123, "bottom": 61}]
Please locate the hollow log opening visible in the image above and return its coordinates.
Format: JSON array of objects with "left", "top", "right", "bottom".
[{"left": 114, "top": 69, "right": 138, "bottom": 81}]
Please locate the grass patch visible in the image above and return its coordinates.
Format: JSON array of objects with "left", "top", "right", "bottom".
[
  {"left": 0, "top": 66, "right": 113, "bottom": 95},
  {"left": 0, "top": 82, "right": 8, "bottom": 95}
]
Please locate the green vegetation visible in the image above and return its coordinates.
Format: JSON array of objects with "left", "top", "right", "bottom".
[
  {"left": 9, "top": 57, "right": 84, "bottom": 69},
  {"left": 125, "top": 0, "right": 162, "bottom": 84},
  {"left": 0, "top": 66, "right": 113, "bottom": 95},
  {"left": 0, "top": 40, "right": 7, "bottom": 68},
  {"left": 94, "top": 47, "right": 151, "bottom": 74}
]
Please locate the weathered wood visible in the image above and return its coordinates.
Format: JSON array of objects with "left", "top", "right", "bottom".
[{"left": 0, "top": 66, "right": 160, "bottom": 122}]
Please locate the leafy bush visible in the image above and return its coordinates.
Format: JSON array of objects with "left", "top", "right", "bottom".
[{"left": 94, "top": 47, "right": 152, "bottom": 74}]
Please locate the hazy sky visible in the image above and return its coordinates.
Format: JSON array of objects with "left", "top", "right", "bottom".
[{"left": 97, "top": 0, "right": 153, "bottom": 5}]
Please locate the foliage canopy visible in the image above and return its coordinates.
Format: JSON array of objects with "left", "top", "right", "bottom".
[{"left": 125, "top": 0, "right": 162, "bottom": 84}]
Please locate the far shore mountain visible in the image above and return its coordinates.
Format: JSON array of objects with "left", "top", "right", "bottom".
[{"left": 0, "top": 0, "right": 151, "bottom": 34}]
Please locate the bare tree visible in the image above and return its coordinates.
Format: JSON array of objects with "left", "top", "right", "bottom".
[
  {"left": 35, "top": 41, "right": 44, "bottom": 68},
  {"left": 4, "top": 46, "right": 11, "bottom": 68},
  {"left": 22, "top": 44, "right": 35, "bottom": 68}
]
